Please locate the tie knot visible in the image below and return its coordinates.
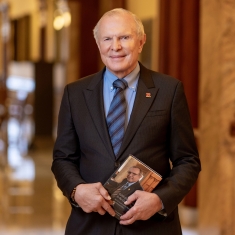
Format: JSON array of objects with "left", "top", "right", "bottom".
[{"left": 113, "top": 79, "right": 128, "bottom": 90}]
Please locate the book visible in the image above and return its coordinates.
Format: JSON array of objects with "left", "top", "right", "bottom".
[{"left": 104, "top": 154, "right": 162, "bottom": 220}]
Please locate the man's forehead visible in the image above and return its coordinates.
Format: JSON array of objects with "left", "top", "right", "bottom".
[
  {"left": 100, "top": 14, "right": 135, "bottom": 28},
  {"left": 99, "top": 17, "right": 136, "bottom": 37},
  {"left": 130, "top": 167, "right": 140, "bottom": 172},
  {"left": 102, "top": 12, "right": 132, "bottom": 21}
]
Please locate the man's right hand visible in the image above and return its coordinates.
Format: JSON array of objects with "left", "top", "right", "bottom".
[{"left": 74, "top": 183, "right": 115, "bottom": 217}]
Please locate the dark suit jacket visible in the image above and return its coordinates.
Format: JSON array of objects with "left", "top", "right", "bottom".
[{"left": 52, "top": 63, "right": 201, "bottom": 235}]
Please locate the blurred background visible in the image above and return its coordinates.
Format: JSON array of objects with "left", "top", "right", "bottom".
[{"left": 0, "top": 0, "right": 234, "bottom": 234}]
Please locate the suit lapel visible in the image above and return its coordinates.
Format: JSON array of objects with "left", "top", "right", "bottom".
[
  {"left": 82, "top": 64, "right": 159, "bottom": 160},
  {"left": 83, "top": 69, "right": 116, "bottom": 159},
  {"left": 116, "top": 64, "right": 159, "bottom": 159}
]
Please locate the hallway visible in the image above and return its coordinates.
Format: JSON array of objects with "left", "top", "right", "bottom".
[
  {"left": 0, "top": 137, "right": 70, "bottom": 234},
  {"left": 0, "top": 0, "right": 234, "bottom": 234}
]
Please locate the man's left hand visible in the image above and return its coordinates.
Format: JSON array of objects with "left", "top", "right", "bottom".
[{"left": 119, "top": 190, "right": 163, "bottom": 225}]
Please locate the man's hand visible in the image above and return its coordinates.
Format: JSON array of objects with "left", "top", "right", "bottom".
[
  {"left": 119, "top": 190, "right": 163, "bottom": 225},
  {"left": 74, "top": 183, "right": 115, "bottom": 217}
]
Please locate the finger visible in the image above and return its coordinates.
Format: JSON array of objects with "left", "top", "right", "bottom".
[
  {"left": 102, "top": 202, "right": 115, "bottom": 217},
  {"left": 120, "top": 206, "right": 136, "bottom": 220},
  {"left": 119, "top": 215, "right": 136, "bottom": 225},
  {"left": 108, "top": 199, "right": 114, "bottom": 205},
  {"left": 98, "top": 184, "right": 112, "bottom": 201},
  {"left": 97, "top": 207, "right": 106, "bottom": 215},
  {"left": 124, "top": 192, "right": 138, "bottom": 205}
]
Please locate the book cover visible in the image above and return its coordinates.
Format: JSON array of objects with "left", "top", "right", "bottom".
[{"left": 104, "top": 154, "right": 162, "bottom": 220}]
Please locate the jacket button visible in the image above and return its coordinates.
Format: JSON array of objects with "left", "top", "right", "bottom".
[{"left": 115, "top": 161, "right": 120, "bottom": 167}]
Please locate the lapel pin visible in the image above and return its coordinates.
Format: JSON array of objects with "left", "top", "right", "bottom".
[{"left": 146, "top": 93, "right": 151, "bottom": 98}]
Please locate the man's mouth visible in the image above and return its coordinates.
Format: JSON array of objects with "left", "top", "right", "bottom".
[{"left": 110, "top": 55, "right": 125, "bottom": 59}]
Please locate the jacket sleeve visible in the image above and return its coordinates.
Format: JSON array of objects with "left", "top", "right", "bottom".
[
  {"left": 51, "top": 85, "right": 86, "bottom": 200},
  {"left": 153, "top": 81, "right": 201, "bottom": 216}
]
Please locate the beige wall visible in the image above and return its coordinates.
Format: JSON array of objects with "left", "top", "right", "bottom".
[
  {"left": 199, "top": 0, "right": 235, "bottom": 234},
  {"left": 7, "top": 0, "right": 40, "bottom": 61},
  {"left": 127, "top": 0, "right": 160, "bottom": 71},
  {"left": 127, "top": 0, "right": 158, "bottom": 19},
  {"left": 46, "top": 0, "right": 55, "bottom": 62},
  {"left": 8, "top": 0, "right": 38, "bottom": 19},
  {"left": 7, "top": 0, "right": 55, "bottom": 62}
]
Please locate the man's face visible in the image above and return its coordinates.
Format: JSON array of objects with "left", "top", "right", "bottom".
[
  {"left": 96, "top": 13, "right": 146, "bottom": 78},
  {"left": 126, "top": 167, "right": 141, "bottom": 183}
]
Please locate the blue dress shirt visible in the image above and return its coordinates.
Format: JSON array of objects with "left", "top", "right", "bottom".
[{"left": 103, "top": 63, "right": 140, "bottom": 129}]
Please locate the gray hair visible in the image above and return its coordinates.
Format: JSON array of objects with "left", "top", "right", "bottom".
[{"left": 93, "top": 8, "right": 145, "bottom": 42}]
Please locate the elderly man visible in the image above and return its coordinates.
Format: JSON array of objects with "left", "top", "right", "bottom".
[{"left": 52, "top": 8, "right": 201, "bottom": 235}]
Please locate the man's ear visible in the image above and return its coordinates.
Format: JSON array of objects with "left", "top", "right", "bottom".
[
  {"left": 96, "top": 41, "right": 101, "bottom": 50},
  {"left": 138, "top": 34, "right": 146, "bottom": 53}
]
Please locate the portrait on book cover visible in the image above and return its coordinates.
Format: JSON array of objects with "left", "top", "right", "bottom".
[{"left": 104, "top": 155, "right": 162, "bottom": 219}]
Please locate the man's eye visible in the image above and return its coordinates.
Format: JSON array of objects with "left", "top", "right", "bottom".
[
  {"left": 104, "top": 38, "right": 111, "bottom": 41},
  {"left": 121, "top": 36, "right": 129, "bottom": 40}
]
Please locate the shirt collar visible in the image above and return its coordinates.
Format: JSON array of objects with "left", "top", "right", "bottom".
[
  {"left": 104, "top": 63, "right": 140, "bottom": 92},
  {"left": 126, "top": 181, "right": 137, "bottom": 187}
]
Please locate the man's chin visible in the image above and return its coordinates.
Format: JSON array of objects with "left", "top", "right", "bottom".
[{"left": 107, "top": 64, "right": 126, "bottom": 72}]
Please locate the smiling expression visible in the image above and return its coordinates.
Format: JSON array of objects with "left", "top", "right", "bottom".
[
  {"left": 126, "top": 167, "right": 142, "bottom": 183},
  {"left": 96, "top": 13, "right": 146, "bottom": 78}
]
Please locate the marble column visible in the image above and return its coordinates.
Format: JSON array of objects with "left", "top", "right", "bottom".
[{"left": 199, "top": 0, "right": 235, "bottom": 235}]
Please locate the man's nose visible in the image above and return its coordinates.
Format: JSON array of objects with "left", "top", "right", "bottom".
[{"left": 111, "top": 38, "right": 121, "bottom": 51}]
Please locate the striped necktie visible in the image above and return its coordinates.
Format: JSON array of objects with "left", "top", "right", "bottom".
[{"left": 107, "top": 79, "right": 128, "bottom": 157}]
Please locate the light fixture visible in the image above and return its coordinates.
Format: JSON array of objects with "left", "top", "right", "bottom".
[
  {"left": 62, "top": 11, "right": 71, "bottom": 27},
  {"left": 53, "top": 0, "right": 71, "bottom": 31}
]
